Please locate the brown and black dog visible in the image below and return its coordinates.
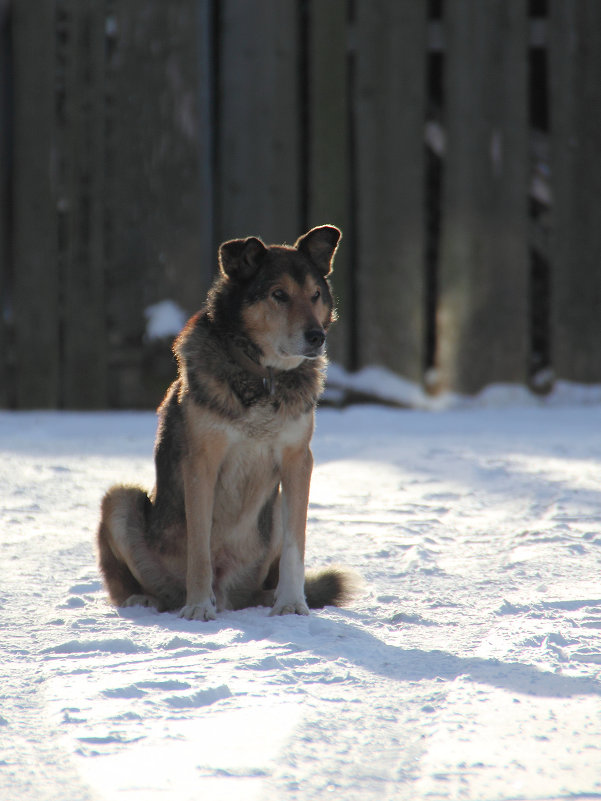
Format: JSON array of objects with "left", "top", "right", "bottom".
[{"left": 97, "top": 225, "right": 355, "bottom": 620}]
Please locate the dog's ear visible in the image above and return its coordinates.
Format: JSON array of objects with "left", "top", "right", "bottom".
[
  {"left": 295, "top": 225, "right": 341, "bottom": 276},
  {"left": 219, "top": 236, "right": 266, "bottom": 281}
]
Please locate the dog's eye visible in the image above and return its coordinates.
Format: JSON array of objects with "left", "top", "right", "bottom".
[
  {"left": 311, "top": 289, "right": 321, "bottom": 303},
  {"left": 272, "top": 289, "right": 289, "bottom": 303}
]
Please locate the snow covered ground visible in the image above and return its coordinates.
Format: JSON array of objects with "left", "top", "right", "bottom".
[{"left": 1, "top": 396, "right": 601, "bottom": 801}]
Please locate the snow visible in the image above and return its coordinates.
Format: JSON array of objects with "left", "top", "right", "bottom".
[
  {"left": 2, "top": 398, "right": 601, "bottom": 800},
  {"left": 325, "top": 363, "right": 442, "bottom": 408},
  {"left": 326, "top": 362, "right": 601, "bottom": 410},
  {"left": 144, "top": 300, "right": 188, "bottom": 341}
]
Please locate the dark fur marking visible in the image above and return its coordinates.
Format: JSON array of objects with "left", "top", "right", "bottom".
[
  {"left": 304, "top": 568, "right": 358, "bottom": 609},
  {"left": 257, "top": 484, "right": 279, "bottom": 546}
]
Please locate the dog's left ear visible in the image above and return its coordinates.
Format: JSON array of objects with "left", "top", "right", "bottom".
[
  {"left": 219, "top": 236, "right": 266, "bottom": 281},
  {"left": 295, "top": 225, "right": 341, "bottom": 276}
]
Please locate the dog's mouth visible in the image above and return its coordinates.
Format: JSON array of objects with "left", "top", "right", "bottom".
[
  {"left": 302, "top": 347, "right": 325, "bottom": 360},
  {"left": 270, "top": 328, "right": 327, "bottom": 365},
  {"left": 278, "top": 340, "right": 326, "bottom": 361}
]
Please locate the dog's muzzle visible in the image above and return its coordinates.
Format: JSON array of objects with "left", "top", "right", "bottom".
[{"left": 304, "top": 328, "right": 326, "bottom": 357}]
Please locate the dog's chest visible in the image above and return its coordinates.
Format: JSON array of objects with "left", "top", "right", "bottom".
[
  {"left": 225, "top": 407, "right": 312, "bottom": 479},
  {"left": 213, "top": 409, "right": 312, "bottom": 522},
  {"left": 232, "top": 402, "right": 312, "bottom": 447}
]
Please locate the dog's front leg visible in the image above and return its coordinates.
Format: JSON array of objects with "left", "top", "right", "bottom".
[
  {"left": 179, "top": 432, "right": 227, "bottom": 621},
  {"left": 271, "top": 443, "right": 313, "bottom": 616}
]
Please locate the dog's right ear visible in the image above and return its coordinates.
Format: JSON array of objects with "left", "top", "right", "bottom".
[{"left": 219, "top": 236, "right": 266, "bottom": 281}]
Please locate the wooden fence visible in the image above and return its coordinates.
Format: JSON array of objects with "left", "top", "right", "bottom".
[{"left": 1, "top": 0, "right": 600, "bottom": 409}]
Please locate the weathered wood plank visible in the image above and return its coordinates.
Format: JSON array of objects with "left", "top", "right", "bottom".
[
  {"left": 0, "top": 0, "right": 10, "bottom": 406},
  {"left": 12, "top": 0, "right": 60, "bottom": 408},
  {"left": 549, "top": 0, "right": 601, "bottom": 383},
  {"left": 306, "top": 0, "right": 350, "bottom": 367},
  {"left": 435, "top": 0, "right": 529, "bottom": 394},
  {"left": 354, "top": 0, "right": 427, "bottom": 381},
  {"left": 197, "top": 0, "right": 216, "bottom": 290},
  {"left": 104, "top": 2, "right": 148, "bottom": 372},
  {"left": 217, "top": 0, "right": 300, "bottom": 246},
  {"left": 106, "top": 0, "right": 209, "bottom": 406},
  {"left": 60, "top": 0, "right": 108, "bottom": 408}
]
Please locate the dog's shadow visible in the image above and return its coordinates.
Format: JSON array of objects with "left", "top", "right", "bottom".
[{"left": 119, "top": 604, "right": 601, "bottom": 700}]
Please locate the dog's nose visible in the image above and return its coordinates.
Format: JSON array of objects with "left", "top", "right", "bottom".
[{"left": 305, "top": 328, "right": 326, "bottom": 349}]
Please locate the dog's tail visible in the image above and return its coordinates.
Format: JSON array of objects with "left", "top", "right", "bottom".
[{"left": 304, "top": 567, "right": 360, "bottom": 609}]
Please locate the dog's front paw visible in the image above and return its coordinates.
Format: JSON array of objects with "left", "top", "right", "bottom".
[
  {"left": 270, "top": 597, "right": 310, "bottom": 617},
  {"left": 178, "top": 598, "right": 217, "bottom": 621}
]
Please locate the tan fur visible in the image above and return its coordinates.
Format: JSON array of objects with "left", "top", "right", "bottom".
[{"left": 241, "top": 276, "right": 331, "bottom": 370}]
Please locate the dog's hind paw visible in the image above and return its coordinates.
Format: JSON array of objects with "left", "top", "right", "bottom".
[
  {"left": 269, "top": 597, "right": 310, "bottom": 617},
  {"left": 178, "top": 599, "right": 217, "bottom": 622},
  {"left": 122, "top": 594, "right": 160, "bottom": 610}
]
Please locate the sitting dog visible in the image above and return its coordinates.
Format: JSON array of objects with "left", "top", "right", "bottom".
[{"left": 97, "top": 225, "right": 354, "bottom": 620}]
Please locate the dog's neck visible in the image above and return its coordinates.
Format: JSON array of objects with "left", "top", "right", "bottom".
[{"left": 226, "top": 340, "right": 281, "bottom": 396}]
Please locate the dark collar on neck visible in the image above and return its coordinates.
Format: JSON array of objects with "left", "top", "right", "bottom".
[{"left": 226, "top": 341, "right": 280, "bottom": 396}]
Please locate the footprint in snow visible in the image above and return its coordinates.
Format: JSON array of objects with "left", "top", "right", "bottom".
[
  {"left": 99, "top": 680, "right": 231, "bottom": 711},
  {"left": 102, "top": 680, "right": 191, "bottom": 700},
  {"left": 69, "top": 581, "right": 102, "bottom": 594},
  {"left": 391, "top": 611, "right": 439, "bottom": 627},
  {"left": 571, "top": 648, "right": 601, "bottom": 665},
  {"left": 164, "top": 685, "right": 232, "bottom": 709},
  {"left": 42, "top": 638, "right": 149, "bottom": 655}
]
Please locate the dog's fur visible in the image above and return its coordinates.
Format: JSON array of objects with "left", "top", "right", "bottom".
[{"left": 97, "top": 225, "right": 354, "bottom": 620}]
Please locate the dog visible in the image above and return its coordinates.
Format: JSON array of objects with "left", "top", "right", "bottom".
[{"left": 97, "top": 225, "right": 355, "bottom": 620}]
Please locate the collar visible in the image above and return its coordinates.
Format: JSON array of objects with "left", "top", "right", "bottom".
[{"left": 226, "top": 341, "right": 280, "bottom": 396}]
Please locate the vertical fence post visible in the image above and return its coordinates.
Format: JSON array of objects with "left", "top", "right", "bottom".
[
  {"left": 217, "top": 0, "right": 300, "bottom": 246},
  {"left": 306, "top": 0, "right": 351, "bottom": 367},
  {"left": 354, "top": 1, "right": 427, "bottom": 381},
  {"left": 60, "top": 0, "right": 108, "bottom": 408},
  {"left": 549, "top": 0, "right": 601, "bottom": 383},
  {"left": 12, "top": 0, "right": 60, "bottom": 408},
  {"left": 436, "top": 0, "right": 529, "bottom": 395}
]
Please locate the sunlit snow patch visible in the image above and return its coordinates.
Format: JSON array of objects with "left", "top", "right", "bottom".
[{"left": 144, "top": 300, "right": 188, "bottom": 341}]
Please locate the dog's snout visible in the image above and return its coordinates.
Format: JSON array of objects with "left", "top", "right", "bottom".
[{"left": 305, "top": 328, "right": 326, "bottom": 349}]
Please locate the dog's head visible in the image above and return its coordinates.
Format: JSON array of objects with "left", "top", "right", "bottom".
[{"left": 210, "top": 225, "right": 341, "bottom": 369}]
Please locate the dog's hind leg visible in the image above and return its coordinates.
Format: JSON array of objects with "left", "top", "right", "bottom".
[{"left": 97, "top": 486, "right": 183, "bottom": 611}]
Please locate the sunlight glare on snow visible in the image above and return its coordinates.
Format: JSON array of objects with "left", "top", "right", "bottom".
[{"left": 76, "top": 702, "right": 303, "bottom": 801}]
